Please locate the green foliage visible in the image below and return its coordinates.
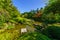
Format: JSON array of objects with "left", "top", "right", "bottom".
[
  {"left": 0, "top": 23, "right": 5, "bottom": 29},
  {"left": 22, "top": 8, "right": 43, "bottom": 22},
  {"left": 34, "top": 25, "right": 42, "bottom": 31},
  {"left": 0, "top": 32, "right": 14, "bottom": 40},
  {"left": 0, "top": 0, "right": 21, "bottom": 29},
  {"left": 0, "top": 0, "right": 21, "bottom": 23},
  {"left": 17, "top": 32, "right": 51, "bottom": 40},
  {"left": 0, "top": 0, "right": 60, "bottom": 40},
  {"left": 43, "top": 25, "right": 60, "bottom": 40},
  {"left": 7, "top": 25, "right": 14, "bottom": 29},
  {"left": 41, "top": 13, "right": 60, "bottom": 24},
  {"left": 44, "top": 0, "right": 60, "bottom": 14},
  {"left": 0, "top": 30, "right": 19, "bottom": 40},
  {"left": 22, "top": 10, "right": 36, "bottom": 19},
  {"left": 41, "top": 0, "right": 60, "bottom": 24}
]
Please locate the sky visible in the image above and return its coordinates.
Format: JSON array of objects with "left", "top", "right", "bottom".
[{"left": 12, "top": 0, "right": 48, "bottom": 13}]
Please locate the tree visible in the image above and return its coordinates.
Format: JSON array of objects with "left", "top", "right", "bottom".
[
  {"left": 44, "top": 0, "right": 60, "bottom": 14},
  {"left": 0, "top": 0, "right": 21, "bottom": 23},
  {"left": 41, "top": 0, "right": 60, "bottom": 24}
]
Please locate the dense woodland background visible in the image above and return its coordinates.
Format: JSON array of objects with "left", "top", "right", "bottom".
[{"left": 0, "top": 0, "right": 60, "bottom": 40}]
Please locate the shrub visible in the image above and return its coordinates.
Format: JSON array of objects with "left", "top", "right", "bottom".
[
  {"left": 43, "top": 26, "right": 60, "bottom": 40},
  {"left": 17, "top": 32, "right": 52, "bottom": 40}
]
